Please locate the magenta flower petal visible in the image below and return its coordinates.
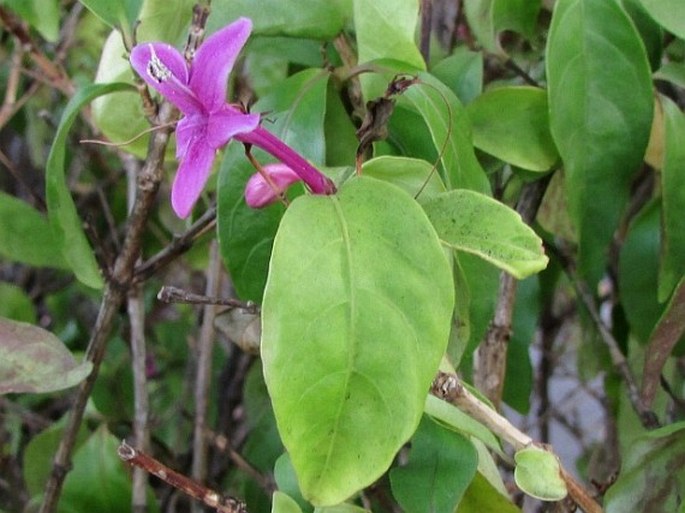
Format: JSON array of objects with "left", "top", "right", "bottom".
[
  {"left": 130, "top": 43, "right": 202, "bottom": 115},
  {"left": 244, "top": 163, "right": 302, "bottom": 208},
  {"left": 190, "top": 18, "right": 252, "bottom": 112},
  {"left": 171, "top": 139, "right": 217, "bottom": 218},
  {"left": 207, "top": 107, "right": 260, "bottom": 149}
]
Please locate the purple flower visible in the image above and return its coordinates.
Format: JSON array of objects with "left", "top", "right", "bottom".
[
  {"left": 130, "top": 17, "right": 335, "bottom": 218},
  {"left": 244, "top": 163, "right": 302, "bottom": 208}
]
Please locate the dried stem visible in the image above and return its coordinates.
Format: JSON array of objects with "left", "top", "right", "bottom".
[
  {"left": 118, "top": 441, "right": 248, "bottom": 513},
  {"left": 475, "top": 177, "right": 550, "bottom": 407},
  {"left": 157, "top": 285, "right": 258, "bottom": 313},
  {"left": 191, "top": 241, "right": 222, "bottom": 513},
  {"left": 431, "top": 372, "right": 604, "bottom": 513},
  {"left": 38, "top": 101, "right": 177, "bottom": 513},
  {"left": 419, "top": 0, "right": 433, "bottom": 64}
]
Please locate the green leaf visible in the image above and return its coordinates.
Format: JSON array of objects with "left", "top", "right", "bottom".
[
  {"left": 0, "top": 317, "right": 92, "bottom": 394},
  {"left": 79, "top": 0, "right": 142, "bottom": 41},
  {"left": 423, "top": 190, "right": 548, "bottom": 278},
  {"left": 315, "top": 505, "right": 369, "bottom": 513},
  {"left": 390, "top": 415, "right": 478, "bottom": 513},
  {"left": 0, "top": 191, "right": 68, "bottom": 269},
  {"left": 61, "top": 425, "right": 158, "bottom": 513},
  {"left": 457, "top": 472, "right": 522, "bottom": 513},
  {"left": 353, "top": 0, "right": 425, "bottom": 98},
  {"left": 514, "top": 446, "right": 567, "bottom": 501},
  {"left": 0, "top": 283, "right": 37, "bottom": 324},
  {"left": 218, "top": 70, "right": 329, "bottom": 302},
  {"left": 212, "top": 0, "right": 351, "bottom": 39},
  {"left": 621, "top": 0, "right": 664, "bottom": 71},
  {"left": 619, "top": 200, "right": 663, "bottom": 343},
  {"left": 637, "top": 0, "right": 685, "bottom": 39},
  {"left": 47, "top": 82, "right": 134, "bottom": 289},
  {"left": 466, "top": 86, "right": 559, "bottom": 172},
  {"left": 262, "top": 176, "right": 454, "bottom": 505},
  {"left": 1, "top": 0, "right": 60, "bottom": 42},
  {"left": 431, "top": 49, "right": 484, "bottom": 105},
  {"left": 546, "top": 0, "right": 653, "bottom": 286},
  {"left": 655, "top": 62, "right": 685, "bottom": 90},
  {"left": 401, "top": 74, "right": 491, "bottom": 193},
  {"left": 464, "top": 0, "right": 542, "bottom": 54},
  {"left": 605, "top": 422, "right": 685, "bottom": 513},
  {"left": 658, "top": 96, "right": 685, "bottom": 302},
  {"left": 272, "top": 492, "right": 304, "bottom": 513},
  {"left": 362, "top": 155, "right": 445, "bottom": 201}
]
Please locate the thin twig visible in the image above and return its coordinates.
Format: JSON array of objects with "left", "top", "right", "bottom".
[
  {"left": 419, "top": 0, "right": 433, "bottom": 64},
  {"left": 550, "top": 243, "right": 661, "bottom": 430},
  {"left": 431, "top": 372, "right": 604, "bottom": 513},
  {"left": 157, "top": 286, "right": 258, "bottom": 313},
  {"left": 118, "top": 441, "right": 248, "bottom": 513},
  {"left": 133, "top": 205, "right": 217, "bottom": 283},
  {"left": 191, "top": 241, "right": 222, "bottom": 513}
]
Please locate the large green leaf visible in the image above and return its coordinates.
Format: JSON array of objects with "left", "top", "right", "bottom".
[
  {"left": 658, "top": 96, "right": 685, "bottom": 302},
  {"left": 546, "top": 0, "right": 653, "bottom": 286},
  {"left": 464, "top": 0, "right": 541, "bottom": 54},
  {"left": 0, "top": 191, "right": 68, "bottom": 269},
  {"left": 605, "top": 422, "right": 685, "bottom": 513},
  {"left": 637, "top": 0, "right": 685, "bottom": 39},
  {"left": 431, "top": 49, "right": 484, "bottom": 105},
  {"left": 390, "top": 415, "right": 478, "bottom": 513},
  {"left": 423, "top": 190, "right": 548, "bottom": 279},
  {"left": 47, "top": 82, "right": 134, "bottom": 289},
  {"left": 361, "top": 155, "right": 445, "bottom": 201},
  {"left": 457, "top": 472, "right": 522, "bottom": 513},
  {"left": 401, "top": 74, "right": 491, "bottom": 193},
  {"left": 261, "top": 176, "right": 454, "bottom": 505},
  {"left": 217, "top": 69, "right": 329, "bottom": 302},
  {"left": 212, "top": 0, "right": 351, "bottom": 39},
  {"left": 0, "top": 317, "right": 92, "bottom": 394},
  {"left": 466, "top": 86, "right": 559, "bottom": 172}
]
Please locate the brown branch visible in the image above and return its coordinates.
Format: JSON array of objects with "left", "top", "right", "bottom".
[
  {"left": 431, "top": 372, "right": 604, "bottom": 513},
  {"left": 38, "top": 101, "right": 177, "bottom": 513},
  {"left": 475, "top": 176, "right": 551, "bottom": 408},
  {"left": 118, "top": 441, "right": 248, "bottom": 513},
  {"left": 419, "top": 0, "right": 433, "bottom": 64},
  {"left": 191, "top": 241, "right": 222, "bottom": 513},
  {"left": 157, "top": 285, "right": 258, "bottom": 313}
]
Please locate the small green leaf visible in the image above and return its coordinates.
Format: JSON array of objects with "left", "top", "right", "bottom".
[
  {"left": 401, "top": 74, "right": 491, "bottom": 193},
  {"left": 658, "top": 96, "right": 685, "bottom": 302},
  {"left": 547, "top": 0, "right": 653, "bottom": 286},
  {"left": 431, "top": 49, "right": 484, "bottom": 105},
  {"left": 0, "top": 191, "right": 68, "bottom": 269},
  {"left": 390, "top": 415, "right": 478, "bottom": 513},
  {"left": 0, "top": 283, "right": 37, "bottom": 324},
  {"left": 605, "top": 421, "right": 685, "bottom": 513},
  {"left": 315, "top": 505, "right": 370, "bottom": 513},
  {"left": 1, "top": 0, "right": 60, "bottom": 42},
  {"left": 61, "top": 425, "right": 159, "bottom": 513},
  {"left": 47, "top": 82, "right": 134, "bottom": 289},
  {"left": 637, "top": 0, "right": 685, "bottom": 39},
  {"left": 466, "top": 86, "right": 559, "bottom": 172},
  {"left": 514, "top": 446, "right": 567, "bottom": 501},
  {"left": 262, "top": 176, "right": 454, "bottom": 505},
  {"left": 457, "top": 472, "right": 522, "bottom": 513},
  {"left": 272, "top": 492, "right": 304, "bottom": 513},
  {"left": 424, "top": 190, "right": 548, "bottom": 278},
  {"left": 0, "top": 317, "right": 92, "bottom": 395},
  {"left": 464, "top": 0, "right": 541, "bottom": 54},
  {"left": 79, "top": 0, "right": 142, "bottom": 41}
]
